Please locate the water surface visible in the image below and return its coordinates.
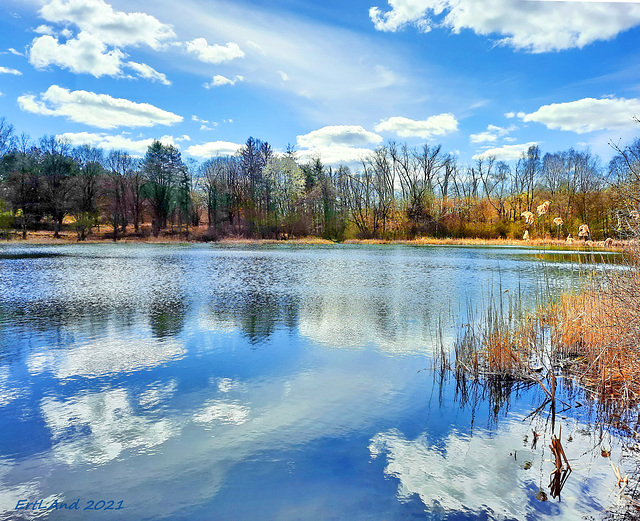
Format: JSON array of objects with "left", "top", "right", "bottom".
[{"left": 0, "top": 244, "right": 625, "bottom": 520}]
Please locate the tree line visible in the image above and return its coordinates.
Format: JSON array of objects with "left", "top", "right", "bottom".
[{"left": 0, "top": 116, "right": 638, "bottom": 241}]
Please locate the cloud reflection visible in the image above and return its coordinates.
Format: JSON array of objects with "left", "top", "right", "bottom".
[
  {"left": 27, "top": 336, "right": 185, "bottom": 379},
  {"left": 369, "top": 421, "right": 614, "bottom": 519},
  {"left": 41, "top": 389, "right": 178, "bottom": 465},
  {"left": 192, "top": 400, "right": 250, "bottom": 427}
]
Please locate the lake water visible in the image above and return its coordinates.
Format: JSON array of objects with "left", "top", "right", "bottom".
[{"left": 0, "top": 244, "right": 626, "bottom": 520}]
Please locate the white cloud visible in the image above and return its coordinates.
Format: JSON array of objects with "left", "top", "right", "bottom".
[
  {"left": 505, "top": 111, "right": 516, "bottom": 119},
  {"left": 126, "top": 61, "right": 171, "bottom": 85},
  {"left": 375, "top": 113, "right": 458, "bottom": 139},
  {"left": 296, "top": 125, "right": 383, "bottom": 148},
  {"left": 469, "top": 124, "right": 517, "bottom": 144},
  {"left": 39, "top": 0, "right": 175, "bottom": 49},
  {"left": 278, "top": 70, "right": 289, "bottom": 81},
  {"left": 522, "top": 97, "right": 640, "bottom": 133},
  {"left": 7, "top": 48, "right": 24, "bottom": 56},
  {"left": 18, "top": 85, "right": 182, "bottom": 129},
  {"left": 191, "top": 114, "right": 217, "bottom": 130},
  {"left": 56, "top": 131, "right": 178, "bottom": 154},
  {"left": 369, "top": 0, "right": 640, "bottom": 52},
  {"left": 29, "top": 33, "right": 125, "bottom": 77},
  {"left": 34, "top": 24, "right": 55, "bottom": 35},
  {"left": 473, "top": 142, "right": 539, "bottom": 161},
  {"left": 186, "top": 141, "right": 243, "bottom": 158},
  {"left": 294, "top": 126, "right": 382, "bottom": 166},
  {"left": 204, "top": 74, "right": 244, "bottom": 88},
  {"left": 185, "top": 38, "right": 244, "bottom": 64},
  {"left": 0, "top": 66, "right": 22, "bottom": 75},
  {"left": 297, "top": 145, "right": 375, "bottom": 166}
]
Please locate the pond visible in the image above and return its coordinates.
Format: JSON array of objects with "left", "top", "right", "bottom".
[{"left": 0, "top": 244, "right": 627, "bottom": 520}]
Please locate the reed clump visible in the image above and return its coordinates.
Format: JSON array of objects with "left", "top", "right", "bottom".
[
  {"left": 455, "top": 245, "right": 640, "bottom": 411},
  {"left": 546, "top": 253, "right": 640, "bottom": 409},
  {"left": 454, "top": 289, "right": 543, "bottom": 382}
]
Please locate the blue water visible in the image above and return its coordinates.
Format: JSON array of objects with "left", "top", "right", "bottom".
[{"left": 0, "top": 244, "right": 625, "bottom": 520}]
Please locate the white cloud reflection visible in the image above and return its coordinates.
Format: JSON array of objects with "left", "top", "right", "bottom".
[
  {"left": 27, "top": 336, "right": 185, "bottom": 379},
  {"left": 192, "top": 400, "right": 250, "bottom": 427},
  {"left": 369, "top": 419, "right": 616, "bottom": 519},
  {"left": 41, "top": 389, "right": 178, "bottom": 465}
]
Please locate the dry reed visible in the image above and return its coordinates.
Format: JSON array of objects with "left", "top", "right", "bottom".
[{"left": 454, "top": 245, "right": 640, "bottom": 412}]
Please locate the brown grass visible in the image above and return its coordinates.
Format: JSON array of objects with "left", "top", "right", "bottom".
[
  {"left": 2, "top": 226, "right": 627, "bottom": 251},
  {"left": 546, "top": 262, "right": 640, "bottom": 408},
  {"left": 456, "top": 245, "right": 640, "bottom": 411}
]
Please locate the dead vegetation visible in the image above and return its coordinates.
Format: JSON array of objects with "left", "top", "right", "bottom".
[
  {"left": 452, "top": 245, "right": 640, "bottom": 412},
  {"left": 448, "top": 244, "right": 640, "bottom": 514}
]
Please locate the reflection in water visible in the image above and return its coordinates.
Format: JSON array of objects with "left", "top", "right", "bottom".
[
  {"left": 192, "top": 400, "right": 250, "bottom": 427},
  {"left": 207, "top": 290, "right": 300, "bottom": 344},
  {"left": 369, "top": 419, "right": 612, "bottom": 520},
  {"left": 26, "top": 335, "right": 186, "bottom": 378},
  {"left": 149, "top": 290, "right": 188, "bottom": 339},
  {"left": 0, "top": 244, "right": 630, "bottom": 520},
  {"left": 41, "top": 389, "right": 178, "bottom": 466}
]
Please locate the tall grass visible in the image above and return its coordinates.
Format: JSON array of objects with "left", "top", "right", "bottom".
[{"left": 452, "top": 248, "right": 640, "bottom": 413}]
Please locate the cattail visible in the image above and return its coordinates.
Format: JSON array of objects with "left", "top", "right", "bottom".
[
  {"left": 578, "top": 224, "right": 590, "bottom": 237},
  {"left": 521, "top": 211, "right": 534, "bottom": 225},
  {"left": 536, "top": 201, "right": 550, "bottom": 216},
  {"left": 553, "top": 217, "right": 564, "bottom": 227}
]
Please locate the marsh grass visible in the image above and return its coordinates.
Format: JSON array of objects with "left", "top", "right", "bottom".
[
  {"left": 451, "top": 248, "right": 640, "bottom": 413},
  {"left": 448, "top": 245, "right": 640, "bottom": 514}
]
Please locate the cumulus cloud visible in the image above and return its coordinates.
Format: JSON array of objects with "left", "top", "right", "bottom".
[
  {"left": 0, "top": 66, "right": 22, "bottom": 75},
  {"left": 522, "top": 97, "right": 640, "bottom": 133},
  {"left": 186, "top": 141, "right": 243, "bottom": 158},
  {"left": 125, "top": 61, "right": 171, "bottom": 85},
  {"left": 369, "top": 0, "right": 640, "bottom": 52},
  {"left": 297, "top": 125, "right": 383, "bottom": 148},
  {"left": 473, "top": 142, "right": 539, "bottom": 161},
  {"left": 39, "top": 0, "right": 175, "bottom": 49},
  {"left": 185, "top": 38, "right": 244, "bottom": 64},
  {"left": 56, "top": 131, "right": 178, "bottom": 155},
  {"left": 34, "top": 24, "right": 55, "bottom": 35},
  {"left": 204, "top": 74, "right": 244, "bottom": 88},
  {"left": 375, "top": 113, "right": 458, "bottom": 139},
  {"left": 18, "top": 85, "right": 182, "bottom": 129},
  {"left": 470, "top": 124, "right": 517, "bottom": 144},
  {"left": 27, "top": 0, "right": 178, "bottom": 82},
  {"left": 29, "top": 33, "right": 125, "bottom": 77},
  {"left": 296, "top": 145, "right": 375, "bottom": 167}
]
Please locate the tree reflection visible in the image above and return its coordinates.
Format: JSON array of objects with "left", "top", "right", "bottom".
[
  {"left": 148, "top": 292, "right": 188, "bottom": 339},
  {"left": 207, "top": 290, "right": 300, "bottom": 344}
]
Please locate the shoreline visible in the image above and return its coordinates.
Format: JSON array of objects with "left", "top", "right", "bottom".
[{"left": 0, "top": 230, "right": 625, "bottom": 251}]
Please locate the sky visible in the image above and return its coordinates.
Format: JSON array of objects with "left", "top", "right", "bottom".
[{"left": 0, "top": 0, "right": 639, "bottom": 168}]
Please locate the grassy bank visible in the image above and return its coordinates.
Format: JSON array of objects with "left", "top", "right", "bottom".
[{"left": 0, "top": 226, "right": 626, "bottom": 250}]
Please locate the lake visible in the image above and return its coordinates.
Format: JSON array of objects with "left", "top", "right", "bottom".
[{"left": 0, "top": 243, "right": 626, "bottom": 520}]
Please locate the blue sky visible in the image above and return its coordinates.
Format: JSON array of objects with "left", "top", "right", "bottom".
[{"left": 1, "top": 0, "right": 640, "bottom": 167}]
